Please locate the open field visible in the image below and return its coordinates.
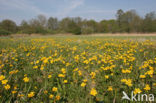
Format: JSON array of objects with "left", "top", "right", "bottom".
[{"left": 0, "top": 35, "right": 156, "bottom": 102}]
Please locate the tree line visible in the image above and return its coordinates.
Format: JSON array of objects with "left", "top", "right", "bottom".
[{"left": 0, "top": 9, "right": 156, "bottom": 36}]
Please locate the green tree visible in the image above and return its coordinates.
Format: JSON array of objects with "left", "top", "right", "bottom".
[
  {"left": 0, "top": 19, "right": 17, "bottom": 33},
  {"left": 59, "top": 17, "right": 81, "bottom": 34},
  {"left": 116, "top": 9, "right": 124, "bottom": 32},
  {"left": 81, "top": 19, "right": 98, "bottom": 34},
  {"left": 47, "top": 17, "right": 58, "bottom": 30},
  {"left": 19, "top": 20, "right": 34, "bottom": 34},
  {"left": 142, "top": 12, "right": 156, "bottom": 32},
  {"left": 28, "top": 14, "right": 48, "bottom": 34},
  {"left": 116, "top": 10, "right": 142, "bottom": 33}
]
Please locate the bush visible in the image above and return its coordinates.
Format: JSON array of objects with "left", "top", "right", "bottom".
[
  {"left": 71, "top": 26, "right": 81, "bottom": 35},
  {"left": 0, "top": 29, "right": 11, "bottom": 36},
  {"left": 81, "top": 27, "right": 94, "bottom": 34}
]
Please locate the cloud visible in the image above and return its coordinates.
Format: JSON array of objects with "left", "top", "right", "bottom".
[
  {"left": 0, "top": 0, "right": 47, "bottom": 15},
  {"left": 57, "top": 0, "right": 85, "bottom": 17},
  {"left": 84, "top": 10, "right": 116, "bottom": 14}
]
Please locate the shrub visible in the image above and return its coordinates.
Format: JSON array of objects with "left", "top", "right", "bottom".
[
  {"left": 0, "top": 29, "right": 11, "bottom": 36},
  {"left": 81, "top": 27, "right": 94, "bottom": 34}
]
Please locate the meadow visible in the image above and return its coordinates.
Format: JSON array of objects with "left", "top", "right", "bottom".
[{"left": 0, "top": 35, "right": 156, "bottom": 103}]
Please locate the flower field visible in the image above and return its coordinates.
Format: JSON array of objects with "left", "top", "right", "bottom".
[{"left": 0, "top": 36, "right": 156, "bottom": 103}]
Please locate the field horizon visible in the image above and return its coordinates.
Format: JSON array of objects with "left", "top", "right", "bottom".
[{"left": 1, "top": 33, "right": 156, "bottom": 38}]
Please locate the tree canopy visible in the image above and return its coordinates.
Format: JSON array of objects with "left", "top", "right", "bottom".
[{"left": 0, "top": 9, "right": 156, "bottom": 35}]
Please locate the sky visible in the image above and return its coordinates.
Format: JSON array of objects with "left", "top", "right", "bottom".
[{"left": 0, "top": 0, "right": 156, "bottom": 24}]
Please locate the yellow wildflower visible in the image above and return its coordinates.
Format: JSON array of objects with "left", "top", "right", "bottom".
[
  {"left": 56, "top": 95, "right": 60, "bottom": 100},
  {"left": 0, "top": 75, "right": 5, "bottom": 81},
  {"left": 134, "top": 88, "right": 142, "bottom": 94},
  {"left": 52, "top": 87, "right": 58, "bottom": 92},
  {"left": 140, "top": 75, "right": 146, "bottom": 78},
  {"left": 144, "top": 84, "right": 151, "bottom": 91},
  {"left": 61, "top": 68, "right": 66, "bottom": 74},
  {"left": 49, "top": 94, "right": 54, "bottom": 99},
  {"left": 2, "top": 80, "right": 8, "bottom": 85},
  {"left": 4, "top": 84, "right": 10, "bottom": 90},
  {"left": 44, "top": 90, "right": 48, "bottom": 94},
  {"left": 78, "top": 70, "right": 82, "bottom": 76},
  {"left": 105, "top": 75, "right": 109, "bottom": 79},
  {"left": 90, "top": 88, "right": 97, "bottom": 96},
  {"left": 63, "top": 80, "right": 68, "bottom": 84},
  {"left": 23, "top": 77, "right": 29, "bottom": 82},
  {"left": 81, "top": 82, "right": 86, "bottom": 87},
  {"left": 33, "top": 65, "right": 38, "bottom": 69},
  {"left": 28, "top": 92, "right": 35, "bottom": 98},
  {"left": 107, "top": 86, "right": 113, "bottom": 91},
  {"left": 58, "top": 74, "right": 65, "bottom": 78},
  {"left": 83, "top": 79, "right": 88, "bottom": 82},
  {"left": 48, "top": 75, "right": 52, "bottom": 78},
  {"left": 12, "top": 91, "right": 17, "bottom": 94},
  {"left": 90, "top": 72, "right": 96, "bottom": 79}
]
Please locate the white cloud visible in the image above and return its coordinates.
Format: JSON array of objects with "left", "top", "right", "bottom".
[
  {"left": 57, "top": 0, "right": 85, "bottom": 17},
  {"left": 0, "top": 0, "right": 47, "bottom": 15},
  {"left": 84, "top": 10, "right": 116, "bottom": 14}
]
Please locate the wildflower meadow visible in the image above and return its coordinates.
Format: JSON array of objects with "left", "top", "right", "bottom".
[{"left": 0, "top": 36, "right": 156, "bottom": 103}]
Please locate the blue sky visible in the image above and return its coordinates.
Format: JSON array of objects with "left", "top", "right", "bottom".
[{"left": 0, "top": 0, "right": 156, "bottom": 24}]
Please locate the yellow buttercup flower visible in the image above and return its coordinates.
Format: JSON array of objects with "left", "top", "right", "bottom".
[
  {"left": 90, "top": 88, "right": 97, "bottom": 96},
  {"left": 18, "top": 94, "right": 24, "bottom": 97},
  {"left": 33, "top": 65, "right": 38, "bottom": 69},
  {"left": 121, "top": 79, "right": 132, "bottom": 87},
  {"left": 48, "top": 75, "right": 52, "bottom": 78},
  {"left": 122, "top": 69, "right": 131, "bottom": 73},
  {"left": 58, "top": 74, "right": 65, "bottom": 78},
  {"left": 61, "top": 68, "right": 66, "bottom": 74},
  {"left": 12, "top": 91, "right": 17, "bottom": 94},
  {"left": 49, "top": 94, "right": 54, "bottom": 99},
  {"left": 23, "top": 77, "right": 29, "bottom": 82},
  {"left": 134, "top": 88, "right": 142, "bottom": 94},
  {"left": 43, "top": 58, "right": 49, "bottom": 64},
  {"left": 52, "top": 87, "right": 58, "bottom": 92},
  {"left": 28, "top": 92, "right": 35, "bottom": 98},
  {"left": 56, "top": 95, "right": 60, "bottom": 101},
  {"left": 90, "top": 72, "right": 96, "bottom": 79},
  {"left": 73, "top": 68, "right": 78, "bottom": 72},
  {"left": 140, "top": 75, "right": 146, "bottom": 78},
  {"left": 4, "top": 84, "right": 10, "bottom": 90},
  {"left": 144, "top": 84, "right": 151, "bottom": 91},
  {"left": 105, "top": 75, "right": 109, "bottom": 79},
  {"left": 125, "top": 79, "right": 132, "bottom": 87},
  {"left": 78, "top": 70, "right": 82, "bottom": 76},
  {"left": 81, "top": 82, "right": 86, "bottom": 87},
  {"left": 0, "top": 75, "right": 5, "bottom": 81},
  {"left": 107, "top": 86, "right": 113, "bottom": 91},
  {"left": 63, "top": 80, "right": 68, "bottom": 84},
  {"left": 83, "top": 79, "right": 88, "bottom": 83},
  {"left": 44, "top": 90, "right": 48, "bottom": 94},
  {"left": 40, "top": 66, "right": 44, "bottom": 70},
  {"left": 2, "top": 79, "right": 8, "bottom": 85}
]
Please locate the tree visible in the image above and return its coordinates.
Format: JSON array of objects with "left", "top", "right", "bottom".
[
  {"left": 37, "top": 14, "right": 47, "bottom": 27},
  {"left": 116, "top": 9, "right": 124, "bottom": 32},
  {"left": 47, "top": 17, "right": 58, "bottom": 30},
  {"left": 1, "top": 19, "right": 17, "bottom": 33},
  {"left": 81, "top": 19, "right": 98, "bottom": 34},
  {"left": 59, "top": 17, "right": 81, "bottom": 34},
  {"left": 116, "top": 9, "right": 142, "bottom": 33},
  {"left": 124, "top": 10, "right": 142, "bottom": 32},
  {"left": 28, "top": 15, "right": 48, "bottom": 34},
  {"left": 19, "top": 20, "right": 34, "bottom": 34},
  {"left": 143, "top": 12, "right": 156, "bottom": 32}
]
